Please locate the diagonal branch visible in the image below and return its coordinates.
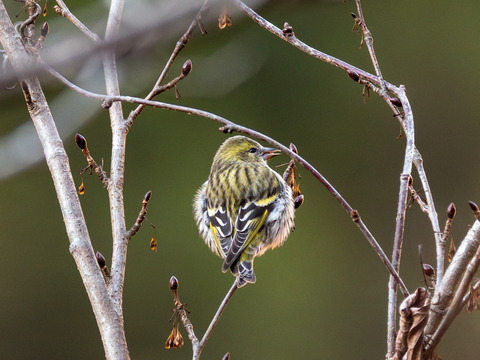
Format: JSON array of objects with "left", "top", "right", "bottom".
[
  {"left": 424, "top": 220, "right": 480, "bottom": 356},
  {"left": 126, "top": 0, "right": 210, "bottom": 126},
  {"left": 44, "top": 59, "right": 409, "bottom": 297},
  {"left": 54, "top": 0, "right": 100, "bottom": 42}
]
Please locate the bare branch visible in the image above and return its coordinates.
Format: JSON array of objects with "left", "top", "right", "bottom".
[
  {"left": 126, "top": 190, "right": 152, "bottom": 240},
  {"left": 126, "top": 0, "right": 210, "bottom": 126},
  {"left": 424, "top": 220, "right": 480, "bottom": 355},
  {"left": 424, "top": 222, "right": 480, "bottom": 356},
  {"left": 353, "top": 1, "right": 386, "bottom": 93},
  {"left": 195, "top": 280, "right": 238, "bottom": 359},
  {"left": 0, "top": 2, "right": 129, "bottom": 358},
  {"left": 54, "top": 0, "right": 100, "bottom": 42},
  {"left": 75, "top": 133, "right": 109, "bottom": 187},
  {"left": 103, "top": 0, "right": 129, "bottom": 312}
]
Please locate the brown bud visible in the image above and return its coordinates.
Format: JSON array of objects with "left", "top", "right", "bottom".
[
  {"left": 222, "top": 353, "right": 231, "bottom": 360},
  {"left": 41, "top": 22, "right": 49, "bottom": 38},
  {"left": 408, "top": 175, "right": 413, "bottom": 187},
  {"left": 282, "top": 22, "right": 294, "bottom": 37},
  {"left": 169, "top": 276, "right": 178, "bottom": 291},
  {"left": 389, "top": 97, "right": 402, "bottom": 107},
  {"left": 347, "top": 70, "right": 360, "bottom": 83},
  {"left": 289, "top": 143, "right": 298, "bottom": 154},
  {"left": 294, "top": 195, "right": 304, "bottom": 209},
  {"left": 423, "top": 264, "right": 435, "bottom": 277},
  {"left": 182, "top": 59, "right": 192, "bottom": 76},
  {"left": 96, "top": 251, "right": 106, "bottom": 268},
  {"left": 469, "top": 201, "right": 479, "bottom": 213},
  {"left": 350, "top": 12, "right": 358, "bottom": 20},
  {"left": 219, "top": 126, "right": 233, "bottom": 134},
  {"left": 75, "top": 133, "right": 87, "bottom": 150},
  {"left": 350, "top": 209, "right": 360, "bottom": 222},
  {"left": 447, "top": 202, "right": 456, "bottom": 220},
  {"left": 144, "top": 190, "right": 152, "bottom": 202}
]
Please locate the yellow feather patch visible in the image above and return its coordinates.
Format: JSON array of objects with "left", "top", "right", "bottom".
[{"left": 209, "top": 223, "right": 225, "bottom": 258}]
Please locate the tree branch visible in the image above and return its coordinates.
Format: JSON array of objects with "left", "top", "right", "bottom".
[
  {"left": 424, "top": 220, "right": 480, "bottom": 355},
  {"left": 0, "top": 2, "right": 129, "bottom": 358},
  {"left": 102, "top": 0, "right": 129, "bottom": 312}
]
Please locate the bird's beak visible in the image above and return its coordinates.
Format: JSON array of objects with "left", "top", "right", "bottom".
[{"left": 261, "top": 147, "right": 281, "bottom": 161}]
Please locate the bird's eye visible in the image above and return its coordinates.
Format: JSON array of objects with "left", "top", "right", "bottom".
[{"left": 248, "top": 147, "right": 257, "bottom": 153}]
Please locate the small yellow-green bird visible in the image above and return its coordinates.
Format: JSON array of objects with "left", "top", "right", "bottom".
[{"left": 194, "top": 136, "right": 295, "bottom": 287}]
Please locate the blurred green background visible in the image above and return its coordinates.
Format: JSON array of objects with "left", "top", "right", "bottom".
[{"left": 1, "top": 0, "right": 480, "bottom": 358}]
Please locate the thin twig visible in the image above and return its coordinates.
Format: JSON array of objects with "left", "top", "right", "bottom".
[
  {"left": 194, "top": 280, "right": 238, "bottom": 359},
  {"left": 74, "top": 133, "right": 110, "bottom": 187},
  {"left": 413, "top": 149, "right": 443, "bottom": 282},
  {"left": 126, "top": 190, "right": 152, "bottom": 240},
  {"left": 54, "top": 0, "right": 100, "bottom": 42},
  {"left": 126, "top": 0, "right": 210, "bottom": 126},
  {"left": 408, "top": 184, "right": 429, "bottom": 214},
  {"left": 353, "top": 1, "right": 386, "bottom": 93}
]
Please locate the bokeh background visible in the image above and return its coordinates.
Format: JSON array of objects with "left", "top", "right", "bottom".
[{"left": 1, "top": 0, "right": 480, "bottom": 358}]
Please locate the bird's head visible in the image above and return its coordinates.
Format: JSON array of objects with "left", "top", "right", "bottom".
[{"left": 214, "top": 136, "right": 281, "bottom": 165}]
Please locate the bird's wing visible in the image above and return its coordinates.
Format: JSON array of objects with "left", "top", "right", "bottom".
[
  {"left": 221, "top": 201, "right": 271, "bottom": 273},
  {"left": 208, "top": 205, "right": 233, "bottom": 258}
]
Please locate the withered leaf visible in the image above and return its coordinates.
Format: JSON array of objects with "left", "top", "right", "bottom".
[
  {"left": 394, "top": 287, "right": 431, "bottom": 360},
  {"left": 466, "top": 284, "right": 480, "bottom": 313},
  {"left": 448, "top": 238, "right": 456, "bottom": 262},
  {"left": 218, "top": 7, "right": 232, "bottom": 29}
]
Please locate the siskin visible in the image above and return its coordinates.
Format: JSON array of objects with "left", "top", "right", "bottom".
[{"left": 194, "top": 136, "right": 295, "bottom": 287}]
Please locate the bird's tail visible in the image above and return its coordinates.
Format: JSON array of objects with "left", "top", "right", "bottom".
[{"left": 231, "top": 260, "right": 256, "bottom": 287}]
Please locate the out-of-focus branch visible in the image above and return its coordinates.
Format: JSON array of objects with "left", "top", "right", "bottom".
[
  {"left": 126, "top": 0, "right": 210, "bottom": 126},
  {"left": 54, "top": 0, "right": 100, "bottom": 42}
]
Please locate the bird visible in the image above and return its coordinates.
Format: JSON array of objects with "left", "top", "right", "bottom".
[{"left": 193, "top": 135, "right": 295, "bottom": 287}]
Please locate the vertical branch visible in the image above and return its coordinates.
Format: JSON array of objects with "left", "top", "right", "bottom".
[
  {"left": 413, "top": 149, "right": 443, "bottom": 283},
  {"left": 354, "top": 0, "right": 386, "bottom": 93},
  {"left": 102, "top": 0, "right": 129, "bottom": 311},
  {"left": 0, "top": 2, "right": 129, "bottom": 359},
  {"left": 353, "top": 2, "right": 416, "bottom": 354},
  {"left": 385, "top": 85, "right": 416, "bottom": 358}
]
